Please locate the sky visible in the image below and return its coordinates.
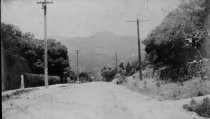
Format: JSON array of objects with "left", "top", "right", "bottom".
[{"left": 1, "top": 0, "right": 181, "bottom": 39}]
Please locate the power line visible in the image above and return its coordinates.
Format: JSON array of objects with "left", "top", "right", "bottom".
[{"left": 37, "top": 0, "right": 53, "bottom": 88}]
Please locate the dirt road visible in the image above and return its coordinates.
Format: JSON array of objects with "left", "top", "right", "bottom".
[{"left": 2, "top": 82, "right": 208, "bottom": 119}]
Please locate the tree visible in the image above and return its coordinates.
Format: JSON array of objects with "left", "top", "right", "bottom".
[
  {"left": 67, "top": 69, "right": 77, "bottom": 82},
  {"left": 1, "top": 23, "right": 31, "bottom": 90},
  {"left": 126, "top": 62, "right": 134, "bottom": 76},
  {"left": 101, "top": 66, "right": 116, "bottom": 82},
  {"left": 1, "top": 23, "right": 72, "bottom": 90},
  {"left": 143, "top": 0, "right": 209, "bottom": 81},
  {"left": 119, "top": 62, "right": 124, "bottom": 70},
  {"left": 79, "top": 72, "right": 91, "bottom": 83},
  {"left": 47, "top": 39, "right": 70, "bottom": 77}
]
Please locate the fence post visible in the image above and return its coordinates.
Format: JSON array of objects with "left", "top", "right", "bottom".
[{"left": 21, "top": 75, "right": 24, "bottom": 89}]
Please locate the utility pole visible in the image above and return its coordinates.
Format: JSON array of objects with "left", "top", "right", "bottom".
[
  {"left": 76, "top": 50, "right": 79, "bottom": 82},
  {"left": 37, "top": 0, "right": 53, "bottom": 88},
  {"left": 1, "top": 38, "right": 4, "bottom": 91},
  {"left": 115, "top": 53, "right": 118, "bottom": 72},
  {"left": 127, "top": 19, "right": 149, "bottom": 81}
]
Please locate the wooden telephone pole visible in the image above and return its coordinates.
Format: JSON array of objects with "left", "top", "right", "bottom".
[
  {"left": 127, "top": 19, "right": 149, "bottom": 81},
  {"left": 76, "top": 50, "right": 79, "bottom": 82},
  {"left": 37, "top": 0, "right": 53, "bottom": 88},
  {"left": 115, "top": 53, "right": 118, "bottom": 72}
]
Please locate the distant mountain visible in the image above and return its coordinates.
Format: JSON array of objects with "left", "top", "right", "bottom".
[{"left": 52, "top": 32, "right": 145, "bottom": 74}]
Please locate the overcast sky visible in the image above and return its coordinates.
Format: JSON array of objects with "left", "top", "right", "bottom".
[{"left": 2, "top": 0, "right": 181, "bottom": 39}]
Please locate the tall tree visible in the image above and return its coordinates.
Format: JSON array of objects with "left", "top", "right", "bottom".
[
  {"left": 1, "top": 23, "right": 72, "bottom": 90},
  {"left": 143, "top": 0, "right": 210, "bottom": 81}
]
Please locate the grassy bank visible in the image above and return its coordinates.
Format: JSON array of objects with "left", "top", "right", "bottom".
[{"left": 122, "top": 75, "right": 210, "bottom": 100}]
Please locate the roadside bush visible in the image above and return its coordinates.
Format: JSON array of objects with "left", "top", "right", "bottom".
[
  {"left": 79, "top": 72, "right": 92, "bottom": 83},
  {"left": 101, "top": 67, "right": 116, "bottom": 82},
  {"left": 49, "top": 76, "right": 61, "bottom": 85},
  {"left": 125, "top": 62, "right": 136, "bottom": 76},
  {"left": 183, "top": 97, "right": 210, "bottom": 118},
  {"left": 24, "top": 73, "right": 60, "bottom": 88},
  {"left": 114, "top": 73, "right": 126, "bottom": 84}
]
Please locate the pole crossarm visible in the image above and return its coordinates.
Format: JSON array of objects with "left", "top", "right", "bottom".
[
  {"left": 139, "top": 19, "right": 150, "bottom": 22},
  {"left": 127, "top": 21, "right": 136, "bottom": 22},
  {"left": 37, "top": 1, "right": 53, "bottom": 4},
  {"left": 37, "top": 1, "right": 53, "bottom": 9},
  {"left": 127, "top": 19, "right": 150, "bottom": 23}
]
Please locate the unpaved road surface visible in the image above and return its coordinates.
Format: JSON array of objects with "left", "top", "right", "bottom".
[{"left": 2, "top": 82, "right": 209, "bottom": 119}]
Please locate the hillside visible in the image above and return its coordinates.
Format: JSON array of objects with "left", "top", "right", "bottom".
[
  {"left": 2, "top": 82, "right": 209, "bottom": 119},
  {"left": 52, "top": 32, "right": 145, "bottom": 74}
]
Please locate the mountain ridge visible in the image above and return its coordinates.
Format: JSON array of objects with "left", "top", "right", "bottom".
[{"left": 51, "top": 32, "right": 145, "bottom": 74}]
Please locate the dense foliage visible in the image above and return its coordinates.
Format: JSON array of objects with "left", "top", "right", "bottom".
[
  {"left": 101, "top": 67, "right": 116, "bottom": 82},
  {"left": 143, "top": 0, "right": 210, "bottom": 81},
  {"left": 79, "top": 72, "right": 92, "bottom": 83},
  {"left": 1, "top": 23, "right": 71, "bottom": 90},
  {"left": 101, "top": 62, "right": 138, "bottom": 82},
  {"left": 117, "top": 61, "right": 146, "bottom": 76},
  {"left": 183, "top": 97, "right": 210, "bottom": 118}
]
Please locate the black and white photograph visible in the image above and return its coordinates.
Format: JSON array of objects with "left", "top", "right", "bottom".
[{"left": 1, "top": 0, "right": 210, "bottom": 118}]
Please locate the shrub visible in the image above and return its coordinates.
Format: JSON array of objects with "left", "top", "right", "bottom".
[
  {"left": 115, "top": 73, "right": 126, "bottom": 84},
  {"left": 101, "top": 67, "right": 116, "bottom": 82},
  {"left": 24, "top": 73, "right": 60, "bottom": 88},
  {"left": 79, "top": 72, "right": 92, "bottom": 83},
  {"left": 196, "top": 97, "right": 210, "bottom": 117},
  {"left": 183, "top": 97, "right": 210, "bottom": 118},
  {"left": 48, "top": 76, "right": 61, "bottom": 85},
  {"left": 125, "top": 62, "right": 136, "bottom": 76}
]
